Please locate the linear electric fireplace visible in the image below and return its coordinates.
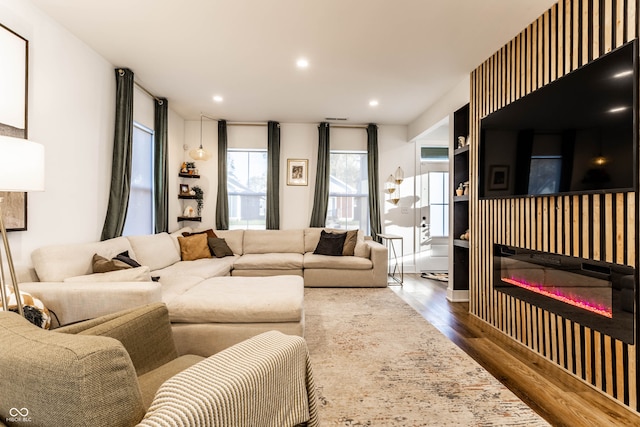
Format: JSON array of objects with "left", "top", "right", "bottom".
[{"left": 494, "top": 244, "right": 635, "bottom": 344}]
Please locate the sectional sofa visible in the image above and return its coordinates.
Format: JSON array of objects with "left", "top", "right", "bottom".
[{"left": 20, "top": 227, "right": 387, "bottom": 355}]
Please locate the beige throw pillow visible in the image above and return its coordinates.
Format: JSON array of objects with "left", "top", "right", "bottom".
[
  {"left": 177, "top": 233, "right": 212, "bottom": 261},
  {"left": 92, "top": 253, "right": 132, "bottom": 273},
  {"left": 342, "top": 230, "right": 358, "bottom": 256}
]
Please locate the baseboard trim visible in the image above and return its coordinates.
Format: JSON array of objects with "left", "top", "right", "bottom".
[{"left": 446, "top": 288, "right": 469, "bottom": 302}]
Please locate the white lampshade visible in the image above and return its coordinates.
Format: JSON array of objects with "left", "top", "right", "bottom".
[{"left": 0, "top": 135, "right": 45, "bottom": 192}]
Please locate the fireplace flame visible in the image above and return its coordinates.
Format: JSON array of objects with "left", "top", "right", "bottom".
[{"left": 502, "top": 277, "right": 613, "bottom": 318}]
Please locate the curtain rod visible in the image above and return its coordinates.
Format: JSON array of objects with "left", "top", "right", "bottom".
[
  {"left": 330, "top": 124, "right": 368, "bottom": 129},
  {"left": 134, "top": 81, "right": 163, "bottom": 105}
]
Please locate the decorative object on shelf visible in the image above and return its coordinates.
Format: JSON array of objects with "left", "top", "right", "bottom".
[
  {"left": 466, "top": 135, "right": 470, "bottom": 146},
  {"left": 185, "top": 162, "right": 196, "bottom": 175},
  {"left": 0, "top": 136, "right": 45, "bottom": 317},
  {"left": 180, "top": 162, "right": 188, "bottom": 173},
  {"left": 180, "top": 184, "right": 189, "bottom": 195},
  {"left": 460, "top": 228, "right": 470, "bottom": 240},
  {"left": 463, "top": 180, "right": 470, "bottom": 195},
  {"left": 456, "top": 183, "right": 464, "bottom": 196},
  {"left": 192, "top": 185, "right": 204, "bottom": 215},
  {"left": 457, "top": 136, "right": 466, "bottom": 148},
  {"left": 183, "top": 205, "right": 196, "bottom": 218},
  {"left": 189, "top": 114, "right": 213, "bottom": 161},
  {"left": 286, "top": 159, "right": 308, "bottom": 186}
]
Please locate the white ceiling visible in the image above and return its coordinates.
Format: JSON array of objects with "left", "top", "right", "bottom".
[{"left": 31, "top": 0, "right": 557, "bottom": 125}]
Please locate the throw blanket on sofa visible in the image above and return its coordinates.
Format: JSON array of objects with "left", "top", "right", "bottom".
[{"left": 139, "top": 331, "right": 319, "bottom": 427}]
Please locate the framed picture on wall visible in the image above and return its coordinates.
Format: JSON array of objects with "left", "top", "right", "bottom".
[
  {"left": 489, "top": 165, "right": 509, "bottom": 190},
  {"left": 287, "top": 159, "right": 308, "bottom": 186},
  {"left": 180, "top": 184, "right": 190, "bottom": 195},
  {"left": 0, "top": 23, "right": 28, "bottom": 231}
]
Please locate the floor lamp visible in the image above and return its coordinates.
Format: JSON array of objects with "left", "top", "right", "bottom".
[{"left": 0, "top": 135, "right": 45, "bottom": 317}]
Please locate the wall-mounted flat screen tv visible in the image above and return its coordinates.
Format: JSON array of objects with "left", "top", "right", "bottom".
[{"left": 479, "top": 39, "right": 637, "bottom": 199}]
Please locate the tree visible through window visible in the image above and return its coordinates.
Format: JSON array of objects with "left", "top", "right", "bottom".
[
  {"left": 327, "top": 151, "right": 369, "bottom": 234},
  {"left": 123, "top": 123, "right": 154, "bottom": 236},
  {"left": 227, "top": 149, "right": 267, "bottom": 229}
]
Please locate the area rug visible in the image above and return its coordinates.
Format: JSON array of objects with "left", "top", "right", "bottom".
[
  {"left": 304, "top": 288, "right": 550, "bottom": 426},
  {"left": 420, "top": 272, "right": 448, "bottom": 282}
]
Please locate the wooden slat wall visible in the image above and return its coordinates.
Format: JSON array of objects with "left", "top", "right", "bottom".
[{"left": 469, "top": 0, "right": 639, "bottom": 411}]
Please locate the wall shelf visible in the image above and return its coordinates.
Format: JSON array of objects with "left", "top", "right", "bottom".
[
  {"left": 179, "top": 173, "right": 200, "bottom": 179},
  {"left": 177, "top": 216, "right": 201, "bottom": 222},
  {"left": 453, "top": 239, "right": 470, "bottom": 248}
]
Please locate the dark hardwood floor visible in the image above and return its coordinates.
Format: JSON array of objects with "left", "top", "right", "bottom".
[{"left": 390, "top": 274, "right": 640, "bottom": 427}]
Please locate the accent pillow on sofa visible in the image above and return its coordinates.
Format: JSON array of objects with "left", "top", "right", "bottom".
[
  {"left": 182, "top": 228, "right": 217, "bottom": 238},
  {"left": 314, "top": 230, "right": 347, "bottom": 256},
  {"left": 342, "top": 230, "right": 358, "bottom": 256},
  {"left": 113, "top": 251, "right": 142, "bottom": 268},
  {"left": 63, "top": 266, "right": 153, "bottom": 283},
  {"left": 92, "top": 254, "right": 132, "bottom": 273},
  {"left": 207, "top": 237, "right": 234, "bottom": 258},
  {"left": 177, "top": 234, "right": 212, "bottom": 261}
]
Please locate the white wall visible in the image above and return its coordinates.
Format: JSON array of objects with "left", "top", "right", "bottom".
[
  {"left": 1, "top": 0, "right": 186, "bottom": 270},
  {"left": 0, "top": 0, "right": 114, "bottom": 268}
]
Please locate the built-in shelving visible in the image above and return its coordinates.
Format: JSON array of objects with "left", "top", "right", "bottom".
[{"left": 450, "top": 103, "right": 470, "bottom": 301}]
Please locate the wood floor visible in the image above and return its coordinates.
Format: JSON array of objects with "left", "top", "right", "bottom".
[{"left": 390, "top": 274, "right": 640, "bottom": 427}]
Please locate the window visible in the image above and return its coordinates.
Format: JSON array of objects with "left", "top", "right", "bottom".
[
  {"left": 227, "top": 149, "right": 268, "bottom": 229},
  {"left": 327, "top": 151, "right": 369, "bottom": 233},
  {"left": 123, "top": 123, "right": 154, "bottom": 236},
  {"left": 427, "top": 171, "right": 449, "bottom": 237}
]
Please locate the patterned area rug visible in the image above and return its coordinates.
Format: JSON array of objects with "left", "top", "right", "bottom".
[{"left": 304, "top": 288, "right": 550, "bottom": 426}]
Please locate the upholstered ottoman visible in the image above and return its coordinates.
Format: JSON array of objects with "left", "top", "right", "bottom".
[{"left": 164, "top": 275, "right": 305, "bottom": 356}]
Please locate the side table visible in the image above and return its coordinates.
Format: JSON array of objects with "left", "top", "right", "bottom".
[{"left": 378, "top": 234, "right": 403, "bottom": 286}]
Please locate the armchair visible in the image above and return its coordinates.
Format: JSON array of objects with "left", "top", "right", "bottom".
[{"left": 0, "top": 303, "right": 318, "bottom": 427}]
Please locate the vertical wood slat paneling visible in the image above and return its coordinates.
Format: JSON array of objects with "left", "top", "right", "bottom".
[{"left": 470, "top": 0, "right": 637, "bottom": 413}]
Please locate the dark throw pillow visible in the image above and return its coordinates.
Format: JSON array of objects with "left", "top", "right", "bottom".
[
  {"left": 114, "top": 251, "right": 142, "bottom": 268},
  {"left": 208, "top": 237, "right": 234, "bottom": 258},
  {"left": 314, "top": 230, "right": 347, "bottom": 256},
  {"left": 182, "top": 229, "right": 218, "bottom": 238}
]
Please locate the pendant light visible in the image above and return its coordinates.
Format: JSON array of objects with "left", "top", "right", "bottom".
[{"left": 189, "top": 114, "right": 212, "bottom": 161}]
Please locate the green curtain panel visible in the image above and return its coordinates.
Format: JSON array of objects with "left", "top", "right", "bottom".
[
  {"left": 266, "top": 121, "right": 281, "bottom": 229},
  {"left": 367, "top": 124, "right": 382, "bottom": 241},
  {"left": 215, "top": 120, "right": 229, "bottom": 230},
  {"left": 309, "top": 122, "right": 330, "bottom": 227},
  {"left": 153, "top": 98, "right": 169, "bottom": 233},
  {"left": 101, "top": 68, "right": 134, "bottom": 240}
]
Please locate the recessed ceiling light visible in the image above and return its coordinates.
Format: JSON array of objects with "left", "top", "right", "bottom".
[
  {"left": 213, "top": 95, "right": 223, "bottom": 103},
  {"left": 296, "top": 58, "right": 309, "bottom": 68},
  {"left": 369, "top": 100, "right": 379, "bottom": 107}
]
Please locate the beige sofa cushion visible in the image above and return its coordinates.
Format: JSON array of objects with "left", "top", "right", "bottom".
[
  {"left": 31, "top": 237, "right": 135, "bottom": 282},
  {"left": 303, "top": 253, "right": 372, "bottom": 270},
  {"left": 214, "top": 229, "right": 245, "bottom": 255},
  {"left": 166, "top": 276, "right": 304, "bottom": 323},
  {"left": 243, "top": 229, "right": 304, "bottom": 254},
  {"left": 63, "top": 266, "right": 152, "bottom": 283},
  {"left": 152, "top": 256, "right": 237, "bottom": 281},
  {"left": 127, "top": 233, "right": 181, "bottom": 271},
  {"left": 232, "top": 253, "right": 304, "bottom": 270}
]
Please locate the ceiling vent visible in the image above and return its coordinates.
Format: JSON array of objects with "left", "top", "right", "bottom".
[{"left": 324, "top": 117, "right": 348, "bottom": 121}]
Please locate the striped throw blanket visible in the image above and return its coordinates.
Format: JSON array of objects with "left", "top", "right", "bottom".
[{"left": 138, "top": 331, "right": 318, "bottom": 427}]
